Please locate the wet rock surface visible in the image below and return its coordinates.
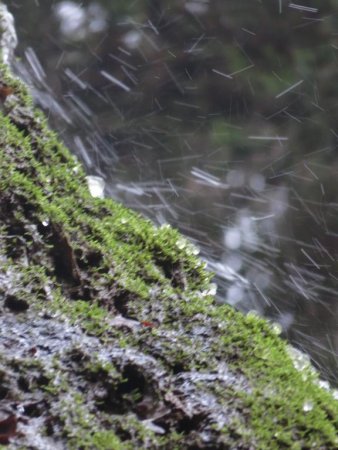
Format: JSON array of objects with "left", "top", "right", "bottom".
[
  {"left": 0, "top": 244, "right": 255, "bottom": 449},
  {"left": 0, "top": 277, "right": 251, "bottom": 449}
]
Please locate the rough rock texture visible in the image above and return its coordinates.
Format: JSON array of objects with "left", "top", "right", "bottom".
[{"left": 0, "top": 3, "right": 338, "bottom": 449}]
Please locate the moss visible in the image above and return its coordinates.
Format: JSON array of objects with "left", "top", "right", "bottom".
[
  {"left": 59, "top": 393, "right": 128, "bottom": 450},
  {"left": 0, "top": 61, "right": 338, "bottom": 449},
  {"left": 81, "top": 431, "right": 128, "bottom": 450}
]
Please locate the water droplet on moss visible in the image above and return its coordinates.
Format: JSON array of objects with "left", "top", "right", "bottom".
[
  {"left": 318, "top": 380, "right": 330, "bottom": 391},
  {"left": 187, "top": 243, "right": 200, "bottom": 255},
  {"left": 208, "top": 283, "right": 217, "bottom": 296},
  {"left": 201, "top": 283, "right": 217, "bottom": 296},
  {"left": 302, "top": 401, "right": 313, "bottom": 412},
  {"left": 176, "top": 238, "right": 187, "bottom": 250},
  {"left": 72, "top": 164, "right": 81, "bottom": 174},
  {"left": 270, "top": 322, "right": 282, "bottom": 336},
  {"left": 86, "top": 175, "right": 105, "bottom": 198},
  {"left": 246, "top": 310, "right": 260, "bottom": 320}
]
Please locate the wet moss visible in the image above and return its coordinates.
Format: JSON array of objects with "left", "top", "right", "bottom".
[{"left": 0, "top": 61, "right": 338, "bottom": 449}]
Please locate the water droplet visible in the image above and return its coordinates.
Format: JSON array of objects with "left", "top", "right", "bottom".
[
  {"left": 302, "top": 401, "right": 313, "bottom": 412},
  {"left": 246, "top": 310, "right": 260, "bottom": 319},
  {"left": 287, "top": 346, "right": 313, "bottom": 374},
  {"left": 176, "top": 238, "right": 187, "bottom": 250},
  {"left": 189, "top": 244, "right": 200, "bottom": 255},
  {"left": 86, "top": 175, "right": 105, "bottom": 198},
  {"left": 227, "top": 284, "right": 244, "bottom": 305},
  {"left": 123, "top": 30, "right": 142, "bottom": 49},
  {"left": 226, "top": 169, "right": 245, "bottom": 187},
  {"left": 208, "top": 283, "right": 217, "bottom": 296},
  {"left": 270, "top": 322, "right": 282, "bottom": 336},
  {"left": 224, "top": 228, "right": 241, "bottom": 250},
  {"left": 318, "top": 380, "right": 330, "bottom": 391},
  {"left": 249, "top": 173, "right": 265, "bottom": 192}
]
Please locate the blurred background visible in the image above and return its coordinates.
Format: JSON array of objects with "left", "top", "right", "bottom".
[{"left": 8, "top": 0, "right": 338, "bottom": 384}]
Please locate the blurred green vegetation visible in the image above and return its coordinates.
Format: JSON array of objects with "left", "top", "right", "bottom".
[{"left": 11, "top": 0, "right": 338, "bottom": 164}]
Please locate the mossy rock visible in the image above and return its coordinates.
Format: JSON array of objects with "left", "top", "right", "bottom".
[{"left": 0, "top": 12, "right": 337, "bottom": 450}]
